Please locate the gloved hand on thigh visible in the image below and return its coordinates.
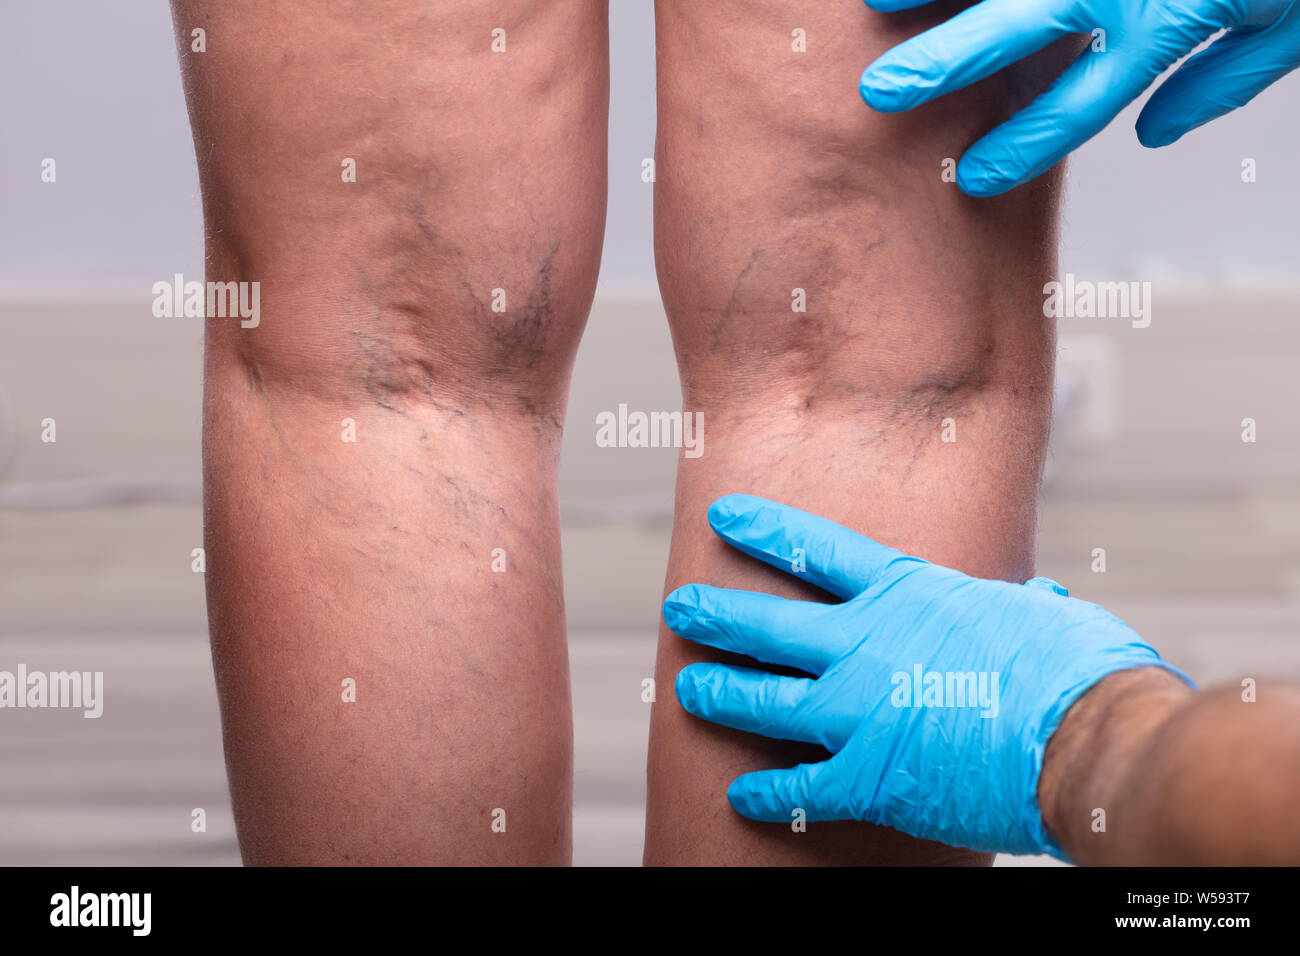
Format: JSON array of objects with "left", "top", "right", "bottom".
[{"left": 857, "top": 0, "right": 1300, "bottom": 195}]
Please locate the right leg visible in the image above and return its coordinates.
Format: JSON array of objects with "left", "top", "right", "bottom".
[
  {"left": 171, "top": 0, "right": 608, "bottom": 864},
  {"left": 645, "top": 0, "right": 1074, "bottom": 865}
]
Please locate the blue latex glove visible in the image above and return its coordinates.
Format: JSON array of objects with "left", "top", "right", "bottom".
[
  {"left": 665, "top": 494, "right": 1192, "bottom": 858},
  {"left": 858, "top": 0, "right": 1300, "bottom": 195}
]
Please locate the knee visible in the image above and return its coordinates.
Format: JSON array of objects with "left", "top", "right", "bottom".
[
  {"left": 666, "top": 236, "right": 1048, "bottom": 423},
  {"left": 206, "top": 235, "right": 594, "bottom": 423},
  {"left": 199, "top": 92, "right": 602, "bottom": 419}
]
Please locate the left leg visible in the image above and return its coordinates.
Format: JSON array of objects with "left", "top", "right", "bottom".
[{"left": 172, "top": 0, "right": 610, "bottom": 864}]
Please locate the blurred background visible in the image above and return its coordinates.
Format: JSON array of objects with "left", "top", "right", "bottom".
[{"left": 2, "top": 1, "right": 1298, "bottom": 866}]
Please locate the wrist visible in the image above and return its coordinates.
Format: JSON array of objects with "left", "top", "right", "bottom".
[{"left": 1037, "top": 666, "right": 1193, "bottom": 863}]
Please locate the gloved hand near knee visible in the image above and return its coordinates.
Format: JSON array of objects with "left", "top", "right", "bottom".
[
  {"left": 665, "top": 494, "right": 1192, "bottom": 858},
  {"left": 857, "top": 0, "right": 1300, "bottom": 196}
]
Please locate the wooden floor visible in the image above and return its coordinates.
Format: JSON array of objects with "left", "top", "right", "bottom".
[{"left": 1, "top": 288, "right": 1297, "bottom": 866}]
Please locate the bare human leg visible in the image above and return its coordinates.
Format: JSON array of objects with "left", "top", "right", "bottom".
[
  {"left": 171, "top": 0, "right": 608, "bottom": 864},
  {"left": 645, "top": 0, "right": 1077, "bottom": 865}
]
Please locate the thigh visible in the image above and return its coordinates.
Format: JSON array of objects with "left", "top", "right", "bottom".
[
  {"left": 172, "top": 0, "right": 610, "bottom": 407},
  {"left": 653, "top": 0, "right": 1077, "bottom": 398}
]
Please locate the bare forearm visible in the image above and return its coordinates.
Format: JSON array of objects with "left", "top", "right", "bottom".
[{"left": 1041, "top": 669, "right": 1300, "bottom": 865}]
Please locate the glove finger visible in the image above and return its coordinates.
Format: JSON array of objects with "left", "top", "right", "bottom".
[
  {"left": 1024, "top": 575, "right": 1069, "bottom": 597},
  {"left": 955, "top": 29, "right": 1211, "bottom": 196},
  {"left": 663, "top": 583, "right": 851, "bottom": 674},
  {"left": 707, "top": 494, "right": 916, "bottom": 599},
  {"left": 1136, "top": 21, "right": 1300, "bottom": 148},
  {"left": 727, "top": 759, "right": 838, "bottom": 823},
  {"left": 859, "top": 0, "right": 1077, "bottom": 112},
  {"left": 675, "top": 664, "right": 826, "bottom": 745},
  {"left": 862, "top": 0, "right": 942, "bottom": 12}
]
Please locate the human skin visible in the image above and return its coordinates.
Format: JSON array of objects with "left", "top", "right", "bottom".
[
  {"left": 170, "top": 0, "right": 608, "bottom": 864},
  {"left": 1040, "top": 669, "right": 1300, "bottom": 865},
  {"left": 644, "top": 0, "right": 1082, "bottom": 864}
]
